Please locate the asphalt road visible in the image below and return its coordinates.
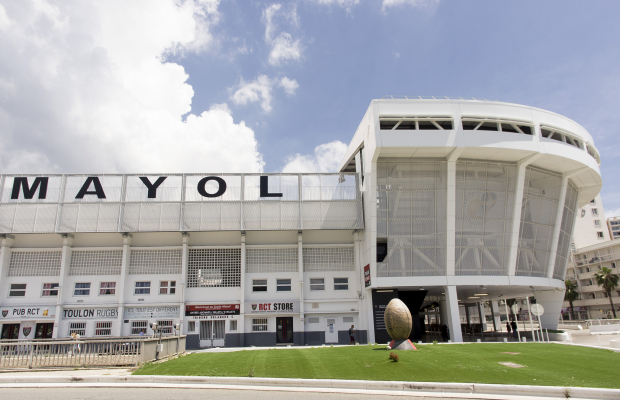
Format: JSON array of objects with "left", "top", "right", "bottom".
[{"left": 0, "top": 387, "right": 470, "bottom": 400}]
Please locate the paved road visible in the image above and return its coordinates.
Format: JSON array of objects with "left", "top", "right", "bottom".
[{"left": 0, "top": 388, "right": 470, "bottom": 400}]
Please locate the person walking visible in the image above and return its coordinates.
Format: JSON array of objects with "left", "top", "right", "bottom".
[
  {"left": 441, "top": 324, "right": 448, "bottom": 342},
  {"left": 510, "top": 320, "right": 518, "bottom": 338},
  {"left": 348, "top": 325, "right": 357, "bottom": 345},
  {"left": 506, "top": 321, "right": 511, "bottom": 336}
]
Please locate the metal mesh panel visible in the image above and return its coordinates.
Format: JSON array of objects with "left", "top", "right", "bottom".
[
  {"left": 516, "top": 167, "right": 562, "bottom": 277},
  {"left": 69, "top": 250, "right": 122, "bottom": 276},
  {"left": 303, "top": 247, "right": 354, "bottom": 271},
  {"left": 58, "top": 203, "right": 121, "bottom": 232},
  {"left": 0, "top": 204, "right": 59, "bottom": 233},
  {"left": 553, "top": 181, "right": 578, "bottom": 280},
  {"left": 187, "top": 248, "right": 241, "bottom": 287},
  {"left": 121, "top": 203, "right": 181, "bottom": 231},
  {"left": 128, "top": 249, "right": 182, "bottom": 274},
  {"left": 455, "top": 162, "right": 517, "bottom": 275},
  {"left": 8, "top": 251, "right": 62, "bottom": 276},
  {"left": 246, "top": 248, "right": 298, "bottom": 273},
  {"left": 377, "top": 161, "right": 447, "bottom": 276}
]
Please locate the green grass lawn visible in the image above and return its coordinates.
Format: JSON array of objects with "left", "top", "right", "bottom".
[{"left": 134, "top": 343, "right": 620, "bottom": 389}]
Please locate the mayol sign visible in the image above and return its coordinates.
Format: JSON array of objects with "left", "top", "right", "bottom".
[{"left": 7, "top": 175, "right": 284, "bottom": 201}]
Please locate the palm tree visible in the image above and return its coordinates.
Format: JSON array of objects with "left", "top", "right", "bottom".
[
  {"left": 564, "top": 279, "right": 579, "bottom": 320},
  {"left": 594, "top": 267, "right": 619, "bottom": 319}
]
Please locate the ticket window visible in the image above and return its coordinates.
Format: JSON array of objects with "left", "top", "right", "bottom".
[{"left": 1, "top": 324, "right": 20, "bottom": 340}]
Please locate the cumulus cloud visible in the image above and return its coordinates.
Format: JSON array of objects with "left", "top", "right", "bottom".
[
  {"left": 262, "top": 3, "right": 303, "bottom": 66},
  {"left": 230, "top": 75, "right": 298, "bottom": 112},
  {"left": 0, "top": 0, "right": 264, "bottom": 173},
  {"left": 381, "top": 0, "right": 439, "bottom": 12},
  {"left": 282, "top": 141, "right": 348, "bottom": 173},
  {"left": 307, "top": 0, "right": 360, "bottom": 12}
]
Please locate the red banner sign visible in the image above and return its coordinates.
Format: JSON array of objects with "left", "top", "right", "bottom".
[
  {"left": 364, "top": 264, "right": 371, "bottom": 287},
  {"left": 185, "top": 304, "right": 240, "bottom": 316}
]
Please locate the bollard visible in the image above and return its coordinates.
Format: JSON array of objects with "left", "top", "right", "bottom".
[
  {"left": 503, "top": 338, "right": 507, "bottom": 343},
  {"left": 448, "top": 340, "right": 452, "bottom": 343},
  {"left": 477, "top": 339, "right": 481, "bottom": 343},
  {"left": 522, "top": 337, "right": 527, "bottom": 342},
  {"left": 418, "top": 341, "right": 422, "bottom": 344}
]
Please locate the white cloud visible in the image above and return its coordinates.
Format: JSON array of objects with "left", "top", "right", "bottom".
[
  {"left": 230, "top": 75, "right": 298, "bottom": 112},
  {"left": 308, "top": 0, "right": 360, "bottom": 12},
  {"left": 282, "top": 141, "right": 348, "bottom": 173},
  {"left": 605, "top": 208, "right": 620, "bottom": 218},
  {"left": 269, "top": 33, "right": 303, "bottom": 66},
  {"left": 0, "top": 0, "right": 264, "bottom": 173},
  {"left": 262, "top": 3, "right": 303, "bottom": 66},
  {"left": 381, "top": 0, "right": 439, "bottom": 12}
]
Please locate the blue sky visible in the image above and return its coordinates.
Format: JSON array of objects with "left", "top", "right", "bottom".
[{"left": 1, "top": 0, "right": 619, "bottom": 213}]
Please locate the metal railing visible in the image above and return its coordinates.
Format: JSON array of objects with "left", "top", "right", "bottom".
[
  {"left": 380, "top": 96, "right": 495, "bottom": 101},
  {"left": 0, "top": 335, "right": 185, "bottom": 369}
]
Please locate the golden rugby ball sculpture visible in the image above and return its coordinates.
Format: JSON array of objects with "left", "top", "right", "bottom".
[{"left": 384, "top": 298, "right": 417, "bottom": 350}]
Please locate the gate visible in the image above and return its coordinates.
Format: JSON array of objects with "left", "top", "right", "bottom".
[{"left": 199, "top": 320, "right": 225, "bottom": 347}]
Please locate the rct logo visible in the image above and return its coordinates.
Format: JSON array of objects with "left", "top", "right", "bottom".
[{"left": 1, "top": 310, "right": 7, "bottom": 317}]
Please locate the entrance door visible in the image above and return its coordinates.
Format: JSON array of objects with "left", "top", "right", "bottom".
[
  {"left": 199, "top": 320, "right": 225, "bottom": 348},
  {"left": 35, "top": 323, "right": 54, "bottom": 339},
  {"left": 276, "top": 317, "right": 293, "bottom": 344},
  {"left": 325, "top": 318, "right": 338, "bottom": 343},
  {"left": 1, "top": 324, "right": 20, "bottom": 340}
]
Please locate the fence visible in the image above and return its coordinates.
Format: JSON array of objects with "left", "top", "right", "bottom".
[{"left": 0, "top": 335, "right": 185, "bottom": 369}]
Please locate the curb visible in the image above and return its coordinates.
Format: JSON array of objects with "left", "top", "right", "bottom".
[{"left": 0, "top": 375, "right": 618, "bottom": 399}]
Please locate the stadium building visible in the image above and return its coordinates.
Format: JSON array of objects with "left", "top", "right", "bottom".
[{"left": 0, "top": 98, "right": 602, "bottom": 347}]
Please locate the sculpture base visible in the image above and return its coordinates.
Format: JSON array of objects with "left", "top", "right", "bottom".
[{"left": 388, "top": 339, "right": 417, "bottom": 350}]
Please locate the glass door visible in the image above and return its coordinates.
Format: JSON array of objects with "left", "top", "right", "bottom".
[
  {"left": 276, "top": 317, "right": 293, "bottom": 344},
  {"left": 1, "top": 324, "right": 20, "bottom": 340},
  {"left": 35, "top": 323, "right": 54, "bottom": 339}
]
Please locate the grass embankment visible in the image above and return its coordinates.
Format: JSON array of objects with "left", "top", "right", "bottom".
[{"left": 134, "top": 343, "right": 620, "bottom": 389}]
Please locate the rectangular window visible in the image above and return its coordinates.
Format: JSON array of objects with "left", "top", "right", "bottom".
[
  {"left": 592, "top": 208, "right": 599, "bottom": 216},
  {"left": 69, "top": 322, "right": 86, "bottom": 336},
  {"left": 334, "top": 277, "right": 349, "bottom": 291},
  {"left": 9, "top": 283, "right": 26, "bottom": 297},
  {"left": 73, "top": 282, "right": 91, "bottom": 296},
  {"left": 99, "top": 282, "right": 116, "bottom": 295},
  {"left": 343, "top": 317, "right": 354, "bottom": 323},
  {"left": 131, "top": 320, "right": 148, "bottom": 335},
  {"left": 594, "top": 220, "right": 601, "bottom": 226},
  {"left": 134, "top": 281, "right": 151, "bottom": 295},
  {"left": 157, "top": 320, "right": 173, "bottom": 334},
  {"left": 310, "top": 278, "right": 325, "bottom": 291},
  {"left": 230, "top": 320, "right": 237, "bottom": 331},
  {"left": 252, "top": 279, "right": 267, "bottom": 292},
  {"left": 41, "top": 283, "right": 59, "bottom": 297},
  {"left": 95, "top": 322, "right": 112, "bottom": 336},
  {"left": 188, "top": 321, "right": 195, "bottom": 332},
  {"left": 597, "top": 232, "right": 604, "bottom": 238},
  {"left": 252, "top": 318, "right": 268, "bottom": 332},
  {"left": 276, "top": 279, "right": 291, "bottom": 292},
  {"left": 159, "top": 281, "right": 176, "bottom": 295}
]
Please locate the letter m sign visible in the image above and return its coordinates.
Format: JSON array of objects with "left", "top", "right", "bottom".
[{"left": 11, "top": 177, "right": 48, "bottom": 200}]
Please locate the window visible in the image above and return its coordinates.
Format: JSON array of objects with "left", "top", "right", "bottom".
[
  {"left": 343, "top": 317, "right": 354, "bottom": 323},
  {"left": 157, "top": 320, "right": 173, "bottom": 334},
  {"left": 594, "top": 220, "right": 601, "bottom": 226},
  {"left": 310, "top": 278, "right": 325, "bottom": 291},
  {"left": 73, "top": 282, "right": 91, "bottom": 296},
  {"left": 277, "top": 279, "right": 291, "bottom": 292},
  {"left": 334, "top": 278, "right": 349, "bottom": 291},
  {"left": 377, "top": 241, "right": 387, "bottom": 262},
  {"left": 308, "top": 317, "right": 319, "bottom": 324},
  {"left": 131, "top": 321, "right": 148, "bottom": 335},
  {"left": 99, "top": 282, "right": 116, "bottom": 295},
  {"left": 252, "top": 318, "right": 268, "bottom": 332},
  {"left": 41, "top": 283, "right": 59, "bottom": 297},
  {"left": 592, "top": 208, "right": 599, "bottom": 216},
  {"left": 230, "top": 320, "right": 237, "bottom": 331},
  {"left": 95, "top": 322, "right": 112, "bottom": 336},
  {"left": 134, "top": 281, "right": 151, "bottom": 295},
  {"left": 160, "top": 281, "right": 176, "bottom": 295},
  {"left": 188, "top": 321, "right": 195, "bottom": 332},
  {"left": 590, "top": 199, "right": 596, "bottom": 204},
  {"left": 69, "top": 322, "right": 86, "bottom": 336},
  {"left": 9, "top": 283, "right": 26, "bottom": 297},
  {"left": 597, "top": 232, "right": 604, "bottom": 238},
  {"left": 253, "top": 279, "right": 267, "bottom": 292}
]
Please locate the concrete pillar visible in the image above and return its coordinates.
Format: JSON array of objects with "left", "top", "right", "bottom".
[
  {"left": 439, "top": 298, "right": 449, "bottom": 328},
  {"left": 478, "top": 302, "right": 487, "bottom": 332},
  {"left": 533, "top": 289, "right": 565, "bottom": 330},
  {"left": 239, "top": 232, "right": 245, "bottom": 346},
  {"left": 446, "top": 148, "right": 462, "bottom": 276},
  {"left": 491, "top": 300, "right": 502, "bottom": 331},
  {"left": 53, "top": 234, "right": 73, "bottom": 338},
  {"left": 0, "top": 235, "right": 14, "bottom": 303},
  {"left": 547, "top": 176, "right": 568, "bottom": 278},
  {"left": 115, "top": 233, "right": 132, "bottom": 336},
  {"left": 444, "top": 285, "right": 463, "bottom": 342},
  {"left": 298, "top": 231, "right": 304, "bottom": 344},
  {"left": 180, "top": 232, "right": 189, "bottom": 336}
]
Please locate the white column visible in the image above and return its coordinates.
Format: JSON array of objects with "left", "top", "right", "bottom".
[
  {"left": 115, "top": 233, "right": 132, "bottom": 336},
  {"left": 180, "top": 232, "right": 189, "bottom": 335},
  {"left": 53, "top": 234, "right": 73, "bottom": 338},
  {"left": 239, "top": 232, "right": 246, "bottom": 346},
  {"left": 446, "top": 148, "right": 462, "bottom": 276},
  {"left": 298, "top": 231, "right": 304, "bottom": 344},
  {"left": 533, "top": 289, "right": 565, "bottom": 330},
  {"left": 490, "top": 300, "right": 501, "bottom": 332},
  {"left": 477, "top": 302, "right": 487, "bottom": 332},
  {"left": 444, "top": 285, "right": 463, "bottom": 342},
  {"left": 0, "top": 235, "right": 14, "bottom": 303},
  {"left": 547, "top": 175, "right": 568, "bottom": 278},
  {"left": 354, "top": 231, "right": 364, "bottom": 342}
]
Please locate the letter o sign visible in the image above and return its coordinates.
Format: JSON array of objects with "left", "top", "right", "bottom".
[{"left": 197, "top": 177, "right": 227, "bottom": 198}]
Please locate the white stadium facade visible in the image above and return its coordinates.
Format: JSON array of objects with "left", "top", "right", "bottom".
[{"left": 0, "top": 98, "right": 602, "bottom": 347}]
